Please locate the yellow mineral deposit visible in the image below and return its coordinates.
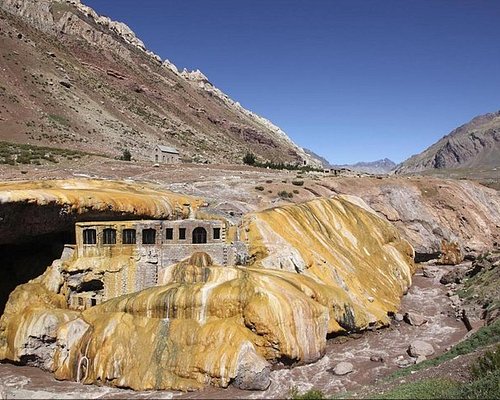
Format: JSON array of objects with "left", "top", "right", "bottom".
[
  {"left": 0, "top": 179, "right": 200, "bottom": 219},
  {"left": 0, "top": 180, "right": 415, "bottom": 391}
]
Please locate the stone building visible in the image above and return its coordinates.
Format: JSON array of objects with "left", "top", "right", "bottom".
[
  {"left": 67, "top": 218, "right": 243, "bottom": 310},
  {"left": 154, "top": 145, "right": 180, "bottom": 164}
]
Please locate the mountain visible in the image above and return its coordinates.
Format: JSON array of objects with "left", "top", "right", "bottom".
[
  {"left": 395, "top": 111, "right": 500, "bottom": 174},
  {"left": 303, "top": 148, "right": 331, "bottom": 168},
  {"left": 332, "top": 158, "right": 396, "bottom": 174},
  {"left": 0, "top": 0, "right": 321, "bottom": 166}
]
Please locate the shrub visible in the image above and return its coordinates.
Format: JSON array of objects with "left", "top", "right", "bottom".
[
  {"left": 292, "top": 180, "right": 304, "bottom": 186},
  {"left": 456, "top": 369, "right": 500, "bottom": 399},
  {"left": 471, "top": 345, "right": 500, "bottom": 379},
  {"left": 266, "top": 180, "right": 273, "bottom": 183},
  {"left": 255, "top": 186, "right": 265, "bottom": 191},
  {"left": 120, "top": 149, "right": 132, "bottom": 161},
  {"left": 278, "top": 190, "right": 293, "bottom": 199},
  {"left": 242, "top": 152, "right": 256, "bottom": 165},
  {"left": 372, "top": 378, "right": 458, "bottom": 399},
  {"left": 290, "top": 387, "right": 325, "bottom": 399},
  {"left": 293, "top": 189, "right": 299, "bottom": 194}
]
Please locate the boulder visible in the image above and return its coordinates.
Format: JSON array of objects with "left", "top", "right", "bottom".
[
  {"left": 449, "top": 294, "right": 460, "bottom": 305},
  {"left": 437, "top": 240, "right": 464, "bottom": 265},
  {"left": 440, "top": 268, "right": 466, "bottom": 285},
  {"left": 333, "top": 361, "right": 354, "bottom": 375},
  {"left": 408, "top": 340, "right": 434, "bottom": 357},
  {"left": 422, "top": 266, "right": 439, "bottom": 278},
  {"left": 415, "top": 355, "right": 427, "bottom": 364},
  {"left": 370, "top": 354, "right": 385, "bottom": 363},
  {"left": 232, "top": 349, "right": 271, "bottom": 391},
  {"left": 394, "top": 313, "right": 404, "bottom": 322},
  {"left": 403, "top": 312, "right": 427, "bottom": 326}
]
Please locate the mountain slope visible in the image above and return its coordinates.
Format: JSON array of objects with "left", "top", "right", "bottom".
[
  {"left": 333, "top": 158, "right": 396, "bottom": 174},
  {"left": 396, "top": 111, "right": 500, "bottom": 174},
  {"left": 0, "top": 0, "right": 320, "bottom": 166}
]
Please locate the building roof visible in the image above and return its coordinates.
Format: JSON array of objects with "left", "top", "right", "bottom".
[{"left": 156, "top": 145, "right": 179, "bottom": 154}]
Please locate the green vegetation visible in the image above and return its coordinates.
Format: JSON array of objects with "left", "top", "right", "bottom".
[
  {"left": 390, "top": 319, "right": 500, "bottom": 379},
  {"left": 255, "top": 186, "right": 265, "bottom": 191},
  {"left": 377, "top": 346, "right": 500, "bottom": 399},
  {"left": 242, "top": 152, "right": 322, "bottom": 172},
  {"left": 471, "top": 344, "right": 500, "bottom": 379},
  {"left": 242, "top": 152, "right": 256, "bottom": 165},
  {"left": 290, "top": 387, "right": 325, "bottom": 399},
  {"left": 292, "top": 180, "right": 304, "bottom": 186},
  {"left": 371, "top": 379, "right": 458, "bottom": 399},
  {"left": 120, "top": 149, "right": 132, "bottom": 161},
  {"left": 293, "top": 189, "right": 300, "bottom": 194},
  {"left": 457, "top": 252, "right": 499, "bottom": 318},
  {"left": 47, "top": 114, "right": 70, "bottom": 127},
  {"left": 457, "top": 369, "right": 500, "bottom": 399},
  {"left": 0, "top": 141, "right": 90, "bottom": 165},
  {"left": 278, "top": 190, "right": 294, "bottom": 199}
]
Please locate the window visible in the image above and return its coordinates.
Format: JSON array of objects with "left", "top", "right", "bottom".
[
  {"left": 142, "top": 228, "right": 156, "bottom": 244},
  {"left": 192, "top": 227, "right": 207, "bottom": 244},
  {"left": 103, "top": 228, "right": 116, "bottom": 245},
  {"left": 166, "top": 228, "right": 173, "bottom": 240},
  {"left": 179, "top": 227, "right": 186, "bottom": 240},
  {"left": 213, "top": 227, "right": 221, "bottom": 240},
  {"left": 83, "top": 229, "right": 97, "bottom": 245},
  {"left": 122, "top": 229, "right": 136, "bottom": 244}
]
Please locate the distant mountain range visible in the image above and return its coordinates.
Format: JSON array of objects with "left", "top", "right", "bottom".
[
  {"left": 304, "top": 148, "right": 396, "bottom": 174},
  {"left": 333, "top": 158, "right": 397, "bottom": 174},
  {"left": 395, "top": 111, "right": 500, "bottom": 174}
]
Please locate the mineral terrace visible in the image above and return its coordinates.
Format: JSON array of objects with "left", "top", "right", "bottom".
[{"left": 0, "top": 178, "right": 415, "bottom": 391}]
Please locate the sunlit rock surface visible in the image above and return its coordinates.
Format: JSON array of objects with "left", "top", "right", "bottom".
[
  {"left": 0, "top": 178, "right": 200, "bottom": 244},
  {"left": 0, "top": 192, "right": 414, "bottom": 391}
]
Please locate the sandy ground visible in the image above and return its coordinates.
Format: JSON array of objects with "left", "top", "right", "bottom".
[{"left": 0, "top": 265, "right": 472, "bottom": 399}]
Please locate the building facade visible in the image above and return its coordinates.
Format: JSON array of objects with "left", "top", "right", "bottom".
[
  {"left": 67, "top": 219, "right": 243, "bottom": 310},
  {"left": 154, "top": 145, "right": 180, "bottom": 164}
]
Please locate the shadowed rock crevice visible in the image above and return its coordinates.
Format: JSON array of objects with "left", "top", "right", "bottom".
[{"left": 0, "top": 231, "right": 72, "bottom": 314}]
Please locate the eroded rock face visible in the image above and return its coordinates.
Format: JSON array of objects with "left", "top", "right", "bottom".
[
  {"left": 0, "top": 191, "right": 414, "bottom": 391},
  {"left": 0, "top": 179, "right": 198, "bottom": 244}
]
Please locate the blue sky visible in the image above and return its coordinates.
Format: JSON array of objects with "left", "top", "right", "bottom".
[{"left": 85, "top": 0, "right": 500, "bottom": 164}]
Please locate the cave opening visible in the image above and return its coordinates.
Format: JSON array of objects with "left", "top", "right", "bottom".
[
  {"left": 414, "top": 251, "right": 441, "bottom": 263},
  {"left": 0, "top": 230, "right": 75, "bottom": 315}
]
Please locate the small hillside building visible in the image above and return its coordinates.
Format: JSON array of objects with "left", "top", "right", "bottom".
[{"left": 154, "top": 145, "right": 180, "bottom": 164}]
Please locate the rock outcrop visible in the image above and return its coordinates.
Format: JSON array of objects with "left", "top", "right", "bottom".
[
  {"left": 0, "top": 179, "right": 199, "bottom": 244},
  {"left": 0, "top": 181, "right": 414, "bottom": 391},
  {"left": 0, "top": 0, "right": 320, "bottom": 166},
  {"left": 325, "top": 177, "right": 500, "bottom": 256}
]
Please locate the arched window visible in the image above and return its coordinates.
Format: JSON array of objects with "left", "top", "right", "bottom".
[
  {"left": 103, "top": 228, "right": 116, "bottom": 245},
  {"left": 122, "top": 229, "right": 136, "bottom": 244},
  {"left": 142, "top": 228, "right": 156, "bottom": 245},
  {"left": 83, "top": 229, "right": 97, "bottom": 245},
  {"left": 192, "top": 227, "right": 207, "bottom": 244}
]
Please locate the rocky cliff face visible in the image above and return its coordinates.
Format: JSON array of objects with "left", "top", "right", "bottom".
[
  {"left": 323, "top": 177, "right": 500, "bottom": 256},
  {"left": 395, "top": 111, "right": 500, "bottom": 174},
  {"left": 0, "top": 180, "right": 414, "bottom": 391},
  {"left": 0, "top": 0, "right": 320, "bottom": 166}
]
